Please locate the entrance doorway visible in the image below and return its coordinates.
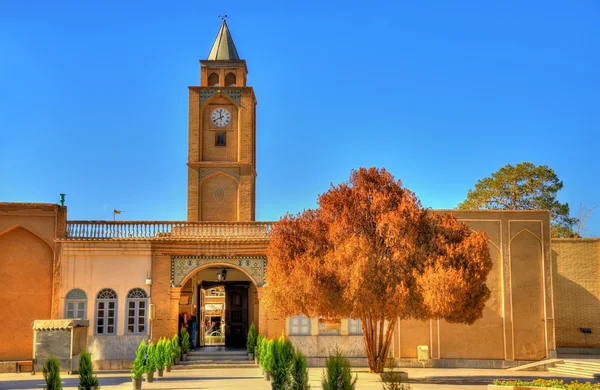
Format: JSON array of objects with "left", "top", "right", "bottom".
[{"left": 197, "top": 281, "right": 249, "bottom": 348}]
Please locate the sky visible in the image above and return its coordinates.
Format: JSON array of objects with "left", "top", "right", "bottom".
[{"left": 1, "top": 0, "right": 598, "bottom": 236}]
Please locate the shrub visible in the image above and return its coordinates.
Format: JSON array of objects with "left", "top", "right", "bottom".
[
  {"left": 321, "top": 349, "right": 357, "bottom": 390},
  {"left": 78, "top": 351, "right": 99, "bottom": 390},
  {"left": 247, "top": 323, "right": 257, "bottom": 354},
  {"left": 171, "top": 334, "right": 180, "bottom": 361},
  {"left": 43, "top": 357, "right": 62, "bottom": 390},
  {"left": 271, "top": 336, "right": 295, "bottom": 390},
  {"left": 380, "top": 358, "right": 410, "bottom": 390},
  {"left": 492, "top": 379, "right": 600, "bottom": 389},
  {"left": 145, "top": 342, "right": 156, "bottom": 374},
  {"left": 255, "top": 333, "right": 264, "bottom": 362},
  {"left": 131, "top": 340, "right": 146, "bottom": 379},
  {"left": 181, "top": 328, "right": 191, "bottom": 354},
  {"left": 262, "top": 339, "right": 275, "bottom": 373},
  {"left": 290, "top": 349, "right": 311, "bottom": 390},
  {"left": 155, "top": 338, "right": 166, "bottom": 370}
]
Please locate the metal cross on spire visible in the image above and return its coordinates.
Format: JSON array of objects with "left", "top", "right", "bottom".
[{"left": 218, "top": 14, "right": 229, "bottom": 21}]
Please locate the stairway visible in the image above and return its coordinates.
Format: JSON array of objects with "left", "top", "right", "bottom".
[
  {"left": 548, "top": 360, "right": 600, "bottom": 378},
  {"left": 172, "top": 347, "right": 257, "bottom": 370}
]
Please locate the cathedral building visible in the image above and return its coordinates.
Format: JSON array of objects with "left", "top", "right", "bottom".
[{"left": 0, "top": 20, "right": 598, "bottom": 371}]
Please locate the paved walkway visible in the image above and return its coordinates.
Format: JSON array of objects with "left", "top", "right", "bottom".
[{"left": 0, "top": 366, "right": 598, "bottom": 389}]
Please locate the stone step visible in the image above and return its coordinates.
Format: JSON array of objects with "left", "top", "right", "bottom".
[
  {"left": 556, "top": 364, "right": 599, "bottom": 375},
  {"left": 180, "top": 359, "right": 256, "bottom": 365},
  {"left": 548, "top": 366, "right": 596, "bottom": 378},
  {"left": 564, "top": 360, "right": 600, "bottom": 370},
  {"left": 185, "top": 354, "right": 251, "bottom": 361},
  {"left": 172, "top": 362, "right": 259, "bottom": 370},
  {"left": 187, "top": 350, "right": 249, "bottom": 357}
]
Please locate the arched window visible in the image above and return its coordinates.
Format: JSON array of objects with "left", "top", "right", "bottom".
[
  {"left": 225, "top": 72, "right": 236, "bottom": 86},
  {"left": 95, "top": 288, "right": 117, "bottom": 335},
  {"left": 208, "top": 72, "right": 219, "bottom": 86},
  {"left": 65, "top": 288, "right": 87, "bottom": 319},
  {"left": 126, "top": 288, "right": 148, "bottom": 335}
]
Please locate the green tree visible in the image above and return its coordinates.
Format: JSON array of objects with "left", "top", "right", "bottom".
[
  {"left": 271, "top": 336, "right": 295, "bottom": 390},
  {"left": 458, "top": 162, "right": 577, "bottom": 237},
  {"left": 155, "top": 339, "right": 166, "bottom": 370},
  {"left": 290, "top": 349, "right": 311, "bottom": 390},
  {"left": 145, "top": 342, "right": 156, "bottom": 374},
  {"left": 131, "top": 340, "right": 146, "bottom": 379},
  {"left": 321, "top": 349, "right": 357, "bottom": 390},
  {"left": 43, "top": 358, "right": 63, "bottom": 390},
  {"left": 246, "top": 323, "right": 257, "bottom": 354},
  {"left": 78, "top": 351, "right": 99, "bottom": 390}
]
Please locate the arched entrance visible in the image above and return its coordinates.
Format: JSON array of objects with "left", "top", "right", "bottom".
[{"left": 172, "top": 256, "right": 265, "bottom": 349}]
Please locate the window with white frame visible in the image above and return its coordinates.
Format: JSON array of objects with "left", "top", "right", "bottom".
[
  {"left": 126, "top": 288, "right": 148, "bottom": 335},
  {"left": 348, "top": 318, "right": 363, "bottom": 335},
  {"left": 289, "top": 315, "right": 311, "bottom": 335},
  {"left": 96, "top": 288, "right": 117, "bottom": 335},
  {"left": 64, "top": 288, "right": 87, "bottom": 319}
]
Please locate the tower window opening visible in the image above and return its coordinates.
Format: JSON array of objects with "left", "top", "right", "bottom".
[
  {"left": 225, "top": 72, "right": 236, "bottom": 86},
  {"left": 208, "top": 72, "right": 219, "bottom": 86},
  {"left": 216, "top": 132, "right": 226, "bottom": 146}
]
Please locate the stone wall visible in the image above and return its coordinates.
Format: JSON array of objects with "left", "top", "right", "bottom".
[{"left": 87, "top": 335, "right": 146, "bottom": 370}]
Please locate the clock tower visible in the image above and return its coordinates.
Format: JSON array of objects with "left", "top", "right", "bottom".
[{"left": 187, "top": 20, "right": 257, "bottom": 222}]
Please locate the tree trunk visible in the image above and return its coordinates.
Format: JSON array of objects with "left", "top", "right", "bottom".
[{"left": 361, "top": 316, "right": 397, "bottom": 373}]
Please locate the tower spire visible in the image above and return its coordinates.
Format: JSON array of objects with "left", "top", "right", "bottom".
[{"left": 207, "top": 19, "right": 240, "bottom": 60}]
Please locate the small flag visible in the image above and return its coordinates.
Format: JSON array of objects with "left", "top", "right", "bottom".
[{"left": 113, "top": 209, "right": 122, "bottom": 215}]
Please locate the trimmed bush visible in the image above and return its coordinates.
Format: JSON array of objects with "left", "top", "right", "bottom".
[
  {"left": 156, "top": 338, "right": 166, "bottom": 370},
  {"left": 321, "top": 349, "right": 357, "bottom": 390},
  {"left": 145, "top": 342, "right": 156, "bottom": 374},
  {"left": 131, "top": 340, "right": 146, "bottom": 379},
  {"left": 247, "top": 323, "right": 257, "bottom": 354},
  {"left": 78, "top": 351, "right": 99, "bottom": 390},
  {"left": 181, "top": 328, "right": 191, "bottom": 354},
  {"left": 271, "top": 336, "right": 295, "bottom": 390},
  {"left": 171, "top": 334, "right": 180, "bottom": 361},
  {"left": 255, "top": 333, "right": 264, "bottom": 362},
  {"left": 262, "top": 339, "right": 275, "bottom": 373},
  {"left": 43, "top": 357, "right": 62, "bottom": 390},
  {"left": 290, "top": 349, "right": 311, "bottom": 390}
]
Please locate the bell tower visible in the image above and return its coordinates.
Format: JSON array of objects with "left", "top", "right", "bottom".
[{"left": 187, "top": 20, "right": 257, "bottom": 222}]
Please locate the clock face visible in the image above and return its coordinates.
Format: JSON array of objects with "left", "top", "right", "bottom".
[{"left": 211, "top": 108, "right": 232, "bottom": 128}]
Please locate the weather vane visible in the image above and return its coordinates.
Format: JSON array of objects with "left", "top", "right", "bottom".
[{"left": 218, "top": 14, "right": 229, "bottom": 21}]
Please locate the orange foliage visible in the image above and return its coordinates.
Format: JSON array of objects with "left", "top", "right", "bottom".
[{"left": 264, "top": 167, "right": 492, "bottom": 372}]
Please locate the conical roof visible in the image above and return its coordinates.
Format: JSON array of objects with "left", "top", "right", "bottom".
[{"left": 207, "top": 20, "right": 240, "bottom": 60}]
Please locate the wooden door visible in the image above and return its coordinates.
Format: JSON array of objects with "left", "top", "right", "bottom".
[{"left": 225, "top": 283, "right": 248, "bottom": 347}]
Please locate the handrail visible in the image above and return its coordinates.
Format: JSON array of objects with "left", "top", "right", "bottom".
[{"left": 64, "top": 221, "right": 273, "bottom": 240}]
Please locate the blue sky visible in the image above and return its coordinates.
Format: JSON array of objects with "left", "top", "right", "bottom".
[{"left": 1, "top": 1, "right": 598, "bottom": 236}]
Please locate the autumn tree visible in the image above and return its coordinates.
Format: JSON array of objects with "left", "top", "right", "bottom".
[
  {"left": 458, "top": 162, "right": 578, "bottom": 237},
  {"left": 264, "top": 167, "right": 492, "bottom": 373}
]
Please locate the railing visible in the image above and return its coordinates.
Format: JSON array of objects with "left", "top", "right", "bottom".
[{"left": 65, "top": 221, "right": 273, "bottom": 240}]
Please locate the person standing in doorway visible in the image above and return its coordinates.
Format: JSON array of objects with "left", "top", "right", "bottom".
[{"left": 190, "top": 315, "right": 198, "bottom": 351}]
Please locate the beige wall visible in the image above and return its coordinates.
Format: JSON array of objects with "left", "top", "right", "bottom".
[
  {"left": 396, "top": 211, "right": 552, "bottom": 362},
  {"left": 552, "top": 239, "right": 600, "bottom": 348},
  {"left": 60, "top": 242, "right": 152, "bottom": 337},
  {"left": 0, "top": 203, "right": 64, "bottom": 360},
  {"left": 282, "top": 210, "right": 553, "bottom": 363}
]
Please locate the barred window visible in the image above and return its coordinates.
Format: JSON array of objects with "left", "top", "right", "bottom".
[
  {"left": 96, "top": 288, "right": 117, "bottom": 335},
  {"left": 126, "top": 288, "right": 148, "bottom": 335},
  {"left": 65, "top": 289, "right": 87, "bottom": 319},
  {"left": 348, "top": 318, "right": 363, "bottom": 335},
  {"left": 289, "top": 315, "right": 311, "bottom": 336}
]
